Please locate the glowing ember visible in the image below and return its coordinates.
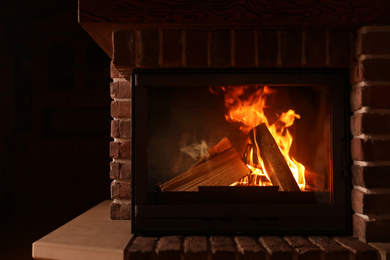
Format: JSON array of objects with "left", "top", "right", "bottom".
[{"left": 211, "top": 85, "right": 306, "bottom": 190}]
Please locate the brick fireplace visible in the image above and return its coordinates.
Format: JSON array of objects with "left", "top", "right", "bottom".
[
  {"left": 107, "top": 27, "right": 390, "bottom": 242},
  {"left": 79, "top": 0, "right": 390, "bottom": 246}
]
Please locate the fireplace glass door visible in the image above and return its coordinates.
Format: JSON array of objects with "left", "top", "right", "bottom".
[{"left": 132, "top": 69, "right": 351, "bottom": 235}]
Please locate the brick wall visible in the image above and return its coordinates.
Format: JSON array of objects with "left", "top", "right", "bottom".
[
  {"left": 350, "top": 26, "right": 390, "bottom": 242},
  {"left": 109, "top": 27, "right": 388, "bottom": 244}
]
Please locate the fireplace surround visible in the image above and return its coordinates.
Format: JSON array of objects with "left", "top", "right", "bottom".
[{"left": 79, "top": 0, "right": 390, "bottom": 243}]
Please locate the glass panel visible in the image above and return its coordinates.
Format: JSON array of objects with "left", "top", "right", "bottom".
[{"left": 147, "top": 84, "right": 331, "bottom": 198}]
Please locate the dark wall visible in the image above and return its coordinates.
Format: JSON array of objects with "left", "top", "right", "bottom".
[{"left": 0, "top": 0, "right": 111, "bottom": 212}]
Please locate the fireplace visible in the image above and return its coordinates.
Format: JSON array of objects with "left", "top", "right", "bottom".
[
  {"left": 131, "top": 68, "right": 350, "bottom": 235},
  {"left": 79, "top": 0, "right": 390, "bottom": 244}
]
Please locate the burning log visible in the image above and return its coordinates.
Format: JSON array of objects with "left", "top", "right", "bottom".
[
  {"left": 159, "top": 138, "right": 250, "bottom": 192},
  {"left": 248, "top": 123, "right": 300, "bottom": 192}
]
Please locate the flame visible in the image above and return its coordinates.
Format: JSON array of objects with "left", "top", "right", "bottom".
[
  {"left": 223, "top": 86, "right": 274, "bottom": 134},
  {"left": 214, "top": 85, "right": 306, "bottom": 190}
]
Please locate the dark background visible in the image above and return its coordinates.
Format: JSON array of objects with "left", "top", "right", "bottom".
[{"left": 0, "top": 1, "right": 112, "bottom": 259}]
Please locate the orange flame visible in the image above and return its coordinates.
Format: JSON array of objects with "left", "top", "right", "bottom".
[
  {"left": 223, "top": 86, "right": 274, "bottom": 134},
  {"left": 215, "top": 85, "right": 306, "bottom": 190}
]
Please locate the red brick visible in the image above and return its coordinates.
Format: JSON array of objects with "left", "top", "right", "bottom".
[
  {"left": 110, "top": 161, "right": 120, "bottom": 179},
  {"left": 119, "top": 80, "right": 132, "bottom": 98},
  {"left": 119, "top": 162, "right": 131, "bottom": 179},
  {"left": 210, "top": 236, "right": 235, "bottom": 260},
  {"left": 111, "top": 100, "right": 131, "bottom": 118},
  {"left": 353, "top": 214, "right": 370, "bottom": 243},
  {"left": 113, "top": 31, "right": 135, "bottom": 68},
  {"left": 351, "top": 138, "right": 390, "bottom": 161},
  {"left": 280, "top": 31, "right": 302, "bottom": 66},
  {"left": 308, "top": 236, "right": 349, "bottom": 260},
  {"left": 111, "top": 119, "right": 120, "bottom": 138},
  {"left": 185, "top": 30, "right": 208, "bottom": 67},
  {"left": 110, "top": 141, "right": 120, "bottom": 158},
  {"left": 110, "top": 81, "right": 119, "bottom": 99},
  {"left": 352, "top": 189, "right": 390, "bottom": 215},
  {"left": 350, "top": 62, "right": 365, "bottom": 84},
  {"left": 351, "top": 138, "right": 364, "bottom": 161},
  {"left": 351, "top": 189, "right": 365, "bottom": 214},
  {"left": 119, "top": 120, "right": 131, "bottom": 139},
  {"left": 370, "top": 85, "right": 390, "bottom": 109},
  {"left": 119, "top": 202, "right": 131, "bottom": 219},
  {"left": 351, "top": 85, "right": 390, "bottom": 111},
  {"left": 209, "top": 30, "right": 232, "bottom": 68},
  {"left": 110, "top": 201, "right": 121, "bottom": 219},
  {"left": 351, "top": 113, "right": 390, "bottom": 136},
  {"left": 111, "top": 181, "right": 131, "bottom": 199},
  {"left": 137, "top": 30, "right": 160, "bottom": 67},
  {"left": 110, "top": 161, "right": 131, "bottom": 179},
  {"left": 352, "top": 165, "right": 390, "bottom": 188},
  {"left": 156, "top": 236, "right": 182, "bottom": 260},
  {"left": 128, "top": 237, "right": 158, "bottom": 259},
  {"left": 110, "top": 200, "right": 131, "bottom": 220},
  {"left": 350, "top": 114, "right": 360, "bottom": 136},
  {"left": 234, "top": 30, "right": 256, "bottom": 67},
  {"left": 119, "top": 141, "right": 131, "bottom": 159},
  {"left": 333, "top": 236, "right": 379, "bottom": 259},
  {"left": 111, "top": 181, "right": 120, "bottom": 198},
  {"left": 360, "top": 58, "right": 390, "bottom": 82},
  {"left": 305, "top": 31, "right": 326, "bottom": 67},
  {"left": 329, "top": 31, "right": 351, "bottom": 67},
  {"left": 110, "top": 141, "right": 131, "bottom": 159},
  {"left": 259, "top": 236, "right": 293, "bottom": 260},
  {"left": 258, "top": 31, "right": 278, "bottom": 67},
  {"left": 235, "top": 236, "right": 266, "bottom": 260},
  {"left": 184, "top": 236, "right": 208, "bottom": 260},
  {"left": 111, "top": 80, "right": 132, "bottom": 99},
  {"left": 358, "top": 32, "right": 390, "bottom": 56},
  {"left": 353, "top": 214, "right": 390, "bottom": 243},
  {"left": 162, "top": 30, "right": 182, "bottom": 67},
  {"left": 350, "top": 86, "right": 369, "bottom": 111},
  {"left": 284, "top": 236, "right": 321, "bottom": 260},
  {"left": 111, "top": 119, "right": 131, "bottom": 139}
]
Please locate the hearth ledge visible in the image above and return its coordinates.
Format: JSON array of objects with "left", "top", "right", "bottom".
[{"left": 32, "top": 200, "right": 132, "bottom": 260}]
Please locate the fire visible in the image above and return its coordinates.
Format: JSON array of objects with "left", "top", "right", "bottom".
[{"left": 212, "top": 85, "right": 306, "bottom": 190}]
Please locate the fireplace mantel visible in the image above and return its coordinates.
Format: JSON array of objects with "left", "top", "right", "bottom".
[{"left": 78, "top": 0, "right": 390, "bottom": 58}]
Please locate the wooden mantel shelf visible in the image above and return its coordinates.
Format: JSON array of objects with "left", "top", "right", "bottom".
[{"left": 78, "top": 0, "right": 390, "bottom": 58}]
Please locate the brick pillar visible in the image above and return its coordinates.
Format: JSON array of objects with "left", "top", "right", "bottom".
[
  {"left": 109, "top": 61, "right": 132, "bottom": 219},
  {"left": 351, "top": 26, "right": 390, "bottom": 242}
]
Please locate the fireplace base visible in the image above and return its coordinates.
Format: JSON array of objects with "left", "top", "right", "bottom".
[{"left": 32, "top": 201, "right": 388, "bottom": 260}]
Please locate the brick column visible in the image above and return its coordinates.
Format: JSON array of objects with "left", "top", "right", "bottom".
[
  {"left": 109, "top": 62, "right": 132, "bottom": 219},
  {"left": 351, "top": 26, "right": 390, "bottom": 242}
]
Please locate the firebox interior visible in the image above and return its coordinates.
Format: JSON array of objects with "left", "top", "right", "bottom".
[{"left": 147, "top": 84, "right": 331, "bottom": 193}]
